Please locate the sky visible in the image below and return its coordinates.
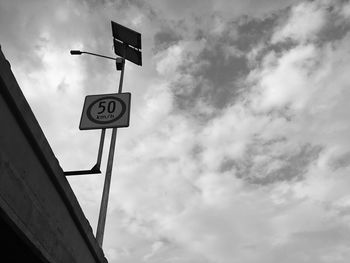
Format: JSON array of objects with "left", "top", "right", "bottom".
[{"left": 1, "top": 0, "right": 350, "bottom": 262}]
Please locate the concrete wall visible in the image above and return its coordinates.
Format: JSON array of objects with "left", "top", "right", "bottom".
[{"left": 0, "top": 45, "right": 108, "bottom": 263}]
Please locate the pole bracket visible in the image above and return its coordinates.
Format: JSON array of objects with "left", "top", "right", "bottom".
[
  {"left": 64, "top": 129, "right": 106, "bottom": 176},
  {"left": 63, "top": 164, "right": 101, "bottom": 176}
]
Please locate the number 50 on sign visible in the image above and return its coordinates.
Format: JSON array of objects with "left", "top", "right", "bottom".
[{"left": 79, "top": 93, "right": 131, "bottom": 130}]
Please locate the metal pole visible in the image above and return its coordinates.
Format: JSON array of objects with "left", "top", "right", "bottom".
[{"left": 96, "top": 58, "right": 125, "bottom": 247}]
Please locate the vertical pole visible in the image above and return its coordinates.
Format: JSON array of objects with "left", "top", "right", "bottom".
[{"left": 96, "top": 57, "right": 125, "bottom": 247}]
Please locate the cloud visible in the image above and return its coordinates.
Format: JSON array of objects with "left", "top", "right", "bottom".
[
  {"left": 149, "top": 0, "right": 301, "bottom": 20},
  {"left": 272, "top": 0, "right": 328, "bottom": 43},
  {"left": 110, "top": 1, "right": 350, "bottom": 262}
]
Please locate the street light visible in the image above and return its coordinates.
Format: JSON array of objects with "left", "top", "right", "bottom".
[
  {"left": 68, "top": 21, "right": 142, "bottom": 248},
  {"left": 64, "top": 49, "right": 124, "bottom": 177},
  {"left": 70, "top": 49, "right": 124, "bottom": 70},
  {"left": 67, "top": 47, "right": 126, "bottom": 246}
]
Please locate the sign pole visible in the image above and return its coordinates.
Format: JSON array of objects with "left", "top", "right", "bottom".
[
  {"left": 96, "top": 57, "right": 125, "bottom": 247},
  {"left": 94, "top": 20, "right": 141, "bottom": 247}
]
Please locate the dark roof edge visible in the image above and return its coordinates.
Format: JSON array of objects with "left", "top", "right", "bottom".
[{"left": 0, "top": 45, "right": 108, "bottom": 263}]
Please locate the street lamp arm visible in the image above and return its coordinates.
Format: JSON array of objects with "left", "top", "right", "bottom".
[
  {"left": 82, "top": 51, "right": 117, "bottom": 61},
  {"left": 70, "top": 50, "right": 116, "bottom": 61}
]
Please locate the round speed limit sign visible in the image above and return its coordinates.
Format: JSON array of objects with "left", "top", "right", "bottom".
[{"left": 79, "top": 93, "right": 131, "bottom": 130}]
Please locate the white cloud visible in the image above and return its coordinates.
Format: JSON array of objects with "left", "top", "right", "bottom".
[
  {"left": 155, "top": 45, "right": 184, "bottom": 76},
  {"left": 155, "top": 39, "right": 207, "bottom": 77},
  {"left": 250, "top": 44, "right": 319, "bottom": 110},
  {"left": 272, "top": 1, "right": 328, "bottom": 43},
  {"left": 143, "top": 241, "right": 164, "bottom": 261},
  {"left": 340, "top": 1, "right": 350, "bottom": 18}
]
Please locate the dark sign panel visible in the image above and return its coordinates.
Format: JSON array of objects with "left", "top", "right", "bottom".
[
  {"left": 113, "top": 39, "right": 142, "bottom": 66},
  {"left": 111, "top": 21, "right": 141, "bottom": 49}
]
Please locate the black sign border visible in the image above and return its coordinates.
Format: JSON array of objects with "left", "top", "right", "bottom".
[{"left": 86, "top": 96, "right": 126, "bottom": 124}]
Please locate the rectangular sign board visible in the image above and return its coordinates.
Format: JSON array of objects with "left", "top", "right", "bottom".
[
  {"left": 111, "top": 21, "right": 141, "bottom": 49},
  {"left": 79, "top": 93, "right": 131, "bottom": 130},
  {"left": 113, "top": 39, "right": 142, "bottom": 66}
]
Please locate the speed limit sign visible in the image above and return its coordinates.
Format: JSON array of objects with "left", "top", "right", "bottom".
[{"left": 79, "top": 93, "right": 131, "bottom": 130}]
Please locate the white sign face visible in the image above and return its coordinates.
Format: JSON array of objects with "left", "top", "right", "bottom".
[{"left": 79, "top": 93, "right": 131, "bottom": 130}]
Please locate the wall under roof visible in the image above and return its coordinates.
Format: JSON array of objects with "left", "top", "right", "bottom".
[{"left": 0, "top": 45, "right": 108, "bottom": 263}]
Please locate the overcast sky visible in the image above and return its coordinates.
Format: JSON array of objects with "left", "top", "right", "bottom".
[{"left": 2, "top": 0, "right": 350, "bottom": 262}]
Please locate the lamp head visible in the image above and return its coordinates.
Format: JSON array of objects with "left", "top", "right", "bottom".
[{"left": 70, "top": 50, "right": 83, "bottom": 55}]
